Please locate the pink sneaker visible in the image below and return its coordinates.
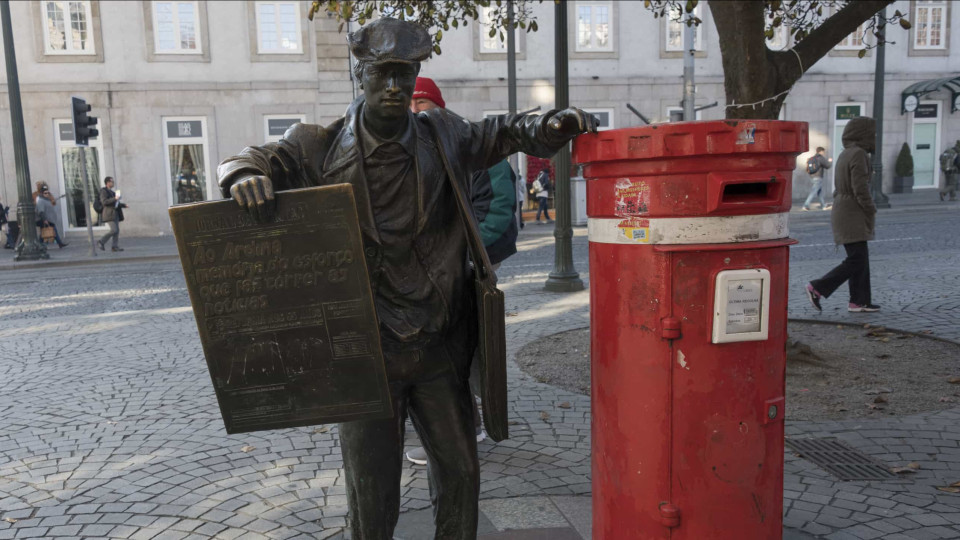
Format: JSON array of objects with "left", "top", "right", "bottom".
[{"left": 848, "top": 303, "right": 880, "bottom": 312}]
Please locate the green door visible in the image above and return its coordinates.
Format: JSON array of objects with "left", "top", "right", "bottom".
[{"left": 913, "top": 123, "right": 937, "bottom": 188}]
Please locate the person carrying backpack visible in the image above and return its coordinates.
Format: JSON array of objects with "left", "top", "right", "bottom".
[
  {"left": 939, "top": 141, "right": 959, "bottom": 202},
  {"left": 533, "top": 168, "right": 553, "bottom": 223},
  {"left": 802, "top": 146, "right": 833, "bottom": 211}
]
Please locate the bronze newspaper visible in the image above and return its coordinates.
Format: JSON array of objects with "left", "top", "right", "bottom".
[{"left": 169, "top": 185, "right": 391, "bottom": 434}]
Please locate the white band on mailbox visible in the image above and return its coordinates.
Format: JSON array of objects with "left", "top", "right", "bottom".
[{"left": 587, "top": 212, "right": 789, "bottom": 245}]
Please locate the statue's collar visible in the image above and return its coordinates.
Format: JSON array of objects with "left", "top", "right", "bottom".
[{"left": 357, "top": 111, "right": 416, "bottom": 159}]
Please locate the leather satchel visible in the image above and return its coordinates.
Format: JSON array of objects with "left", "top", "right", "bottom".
[{"left": 427, "top": 121, "right": 509, "bottom": 442}]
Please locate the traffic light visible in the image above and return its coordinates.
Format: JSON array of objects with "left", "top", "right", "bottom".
[{"left": 71, "top": 97, "right": 98, "bottom": 146}]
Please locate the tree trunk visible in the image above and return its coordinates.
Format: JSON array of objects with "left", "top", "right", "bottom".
[
  {"left": 710, "top": 1, "right": 782, "bottom": 120},
  {"left": 710, "top": 0, "right": 895, "bottom": 120}
]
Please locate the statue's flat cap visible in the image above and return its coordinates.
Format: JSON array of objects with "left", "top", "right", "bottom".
[{"left": 348, "top": 17, "right": 432, "bottom": 65}]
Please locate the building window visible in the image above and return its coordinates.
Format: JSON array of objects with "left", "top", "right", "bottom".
[
  {"left": 153, "top": 1, "right": 201, "bottom": 54},
  {"left": 584, "top": 109, "right": 614, "bottom": 130},
  {"left": 256, "top": 1, "right": 301, "bottom": 53},
  {"left": 54, "top": 119, "right": 105, "bottom": 229},
  {"left": 665, "top": 4, "right": 702, "bottom": 52},
  {"left": 767, "top": 25, "right": 789, "bottom": 51},
  {"left": 479, "top": 6, "right": 521, "bottom": 54},
  {"left": 164, "top": 118, "right": 211, "bottom": 206},
  {"left": 576, "top": 1, "right": 613, "bottom": 52},
  {"left": 665, "top": 107, "right": 702, "bottom": 122},
  {"left": 264, "top": 115, "right": 306, "bottom": 143},
  {"left": 835, "top": 23, "right": 866, "bottom": 50},
  {"left": 43, "top": 1, "right": 95, "bottom": 55},
  {"left": 914, "top": 0, "right": 947, "bottom": 49}
]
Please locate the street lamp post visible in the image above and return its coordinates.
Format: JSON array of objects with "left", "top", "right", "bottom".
[
  {"left": 2, "top": 0, "right": 47, "bottom": 260},
  {"left": 871, "top": 7, "right": 891, "bottom": 209},
  {"left": 544, "top": 0, "right": 583, "bottom": 292},
  {"left": 682, "top": 21, "right": 696, "bottom": 120},
  {"left": 507, "top": 0, "right": 518, "bottom": 175}
]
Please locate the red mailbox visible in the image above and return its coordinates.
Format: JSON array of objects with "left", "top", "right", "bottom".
[{"left": 573, "top": 120, "right": 807, "bottom": 539}]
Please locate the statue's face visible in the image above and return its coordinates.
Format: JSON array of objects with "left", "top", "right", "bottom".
[{"left": 361, "top": 62, "right": 418, "bottom": 120}]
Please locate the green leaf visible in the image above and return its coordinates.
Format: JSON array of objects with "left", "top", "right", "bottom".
[
  {"left": 764, "top": 28, "right": 774, "bottom": 39},
  {"left": 405, "top": 4, "right": 414, "bottom": 16},
  {"left": 899, "top": 18, "right": 912, "bottom": 29},
  {"left": 436, "top": 29, "right": 443, "bottom": 40},
  {"left": 530, "top": 20, "right": 538, "bottom": 32},
  {"left": 452, "top": 19, "right": 458, "bottom": 28},
  {"left": 489, "top": 27, "right": 497, "bottom": 38},
  {"left": 434, "top": 44, "right": 442, "bottom": 55},
  {"left": 857, "top": 49, "right": 866, "bottom": 58}
]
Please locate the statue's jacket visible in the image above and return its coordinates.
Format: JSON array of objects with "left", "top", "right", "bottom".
[{"left": 217, "top": 96, "right": 569, "bottom": 376}]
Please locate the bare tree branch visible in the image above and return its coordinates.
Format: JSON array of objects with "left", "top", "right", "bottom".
[{"left": 792, "top": 0, "right": 893, "bottom": 72}]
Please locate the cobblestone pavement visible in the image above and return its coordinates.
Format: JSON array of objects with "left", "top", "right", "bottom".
[{"left": 0, "top": 202, "right": 958, "bottom": 539}]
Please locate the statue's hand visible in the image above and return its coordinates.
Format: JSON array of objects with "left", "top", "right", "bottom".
[
  {"left": 547, "top": 108, "right": 600, "bottom": 138},
  {"left": 229, "top": 175, "right": 276, "bottom": 223}
]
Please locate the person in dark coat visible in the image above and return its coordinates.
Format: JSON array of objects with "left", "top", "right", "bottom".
[
  {"left": 805, "top": 117, "right": 880, "bottom": 313},
  {"left": 98, "top": 177, "right": 127, "bottom": 252},
  {"left": 217, "top": 18, "right": 598, "bottom": 539}
]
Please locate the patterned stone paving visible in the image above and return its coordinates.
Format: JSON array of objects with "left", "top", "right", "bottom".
[{"left": 0, "top": 203, "right": 958, "bottom": 539}]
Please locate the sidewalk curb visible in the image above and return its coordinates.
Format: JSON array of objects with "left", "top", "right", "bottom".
[
  {"left": 0, "top": 253, "right": 179, "bottom": 271},
  {"left": 788, "top": 317, "right": 960, "bottom": 346},
  {"left": 790, "top": 200, "right": 960, "bottom": 214}
]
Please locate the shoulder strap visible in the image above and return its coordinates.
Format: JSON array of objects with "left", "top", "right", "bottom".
[{"left": 423, "top": 118, "right": 496, "bottom": 283}]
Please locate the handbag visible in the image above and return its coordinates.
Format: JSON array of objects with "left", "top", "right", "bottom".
[
  {"left": 40, "top": 224, "right": 56, "bottom": 243},
  {"left": 427, "top": 120, "right": 509, "bottom": 442}
]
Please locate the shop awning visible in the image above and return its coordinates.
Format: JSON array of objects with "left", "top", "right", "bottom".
[{"left": 901, "top": 75, "right": 960, "bottom": 114}]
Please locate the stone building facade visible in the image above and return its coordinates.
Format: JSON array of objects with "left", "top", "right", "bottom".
[{"left": 0, "top": 1, "right": 957, "bottom": 236}]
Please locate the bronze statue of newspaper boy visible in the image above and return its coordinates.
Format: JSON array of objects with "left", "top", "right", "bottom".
[{"left": 175, "top": 17, "right": 597, "bottom": 539}]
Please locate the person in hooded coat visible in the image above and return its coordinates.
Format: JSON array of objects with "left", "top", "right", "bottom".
[{"left": 805, "top": 116, "right": 880, "bottom": 313}]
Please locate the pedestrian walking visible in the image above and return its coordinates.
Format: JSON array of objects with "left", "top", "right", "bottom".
[
  {"left": 805, "top": 117, "right": 880, "bottom": 313},
  {"left": 533, "top": 168, "right": 552, "bottom": 223},
  {"left": 939, "top": 141, "right": 959, "bottom": 202},
  {"left": 802, "top": 146, "right": 832, "bottom": 211},
  {"left": 0, "top": 199, "right": 11, "bottom": 249},
  {"left": 406, "top": 76, "right": 523, "bottom": 465},
  {"left": 2, "top": 201, "right": 18, "bottom": 249},
  {"left": 516, "top": 173, "right": 525, "bottom": 230},
  {"left": 97, "top": 176, "right": 127, "bottom": 252},
  {"left": 34, "top": 183, "right": 68, "bottom": 248}
]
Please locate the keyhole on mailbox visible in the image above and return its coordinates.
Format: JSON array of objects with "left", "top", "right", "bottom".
[{"left": 767, "top": 405, "right": 778, "bottom": 419}]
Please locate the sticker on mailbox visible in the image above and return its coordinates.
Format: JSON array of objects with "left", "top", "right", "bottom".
[
  {"left": 725, "top": 279, "right": 763, "bottom": 334},
  {"left": 614, "top": 179, "right": 650, "bottom": 217},
  {"left": 616, "top": 218, "right": 650, "bottom": 243}
]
